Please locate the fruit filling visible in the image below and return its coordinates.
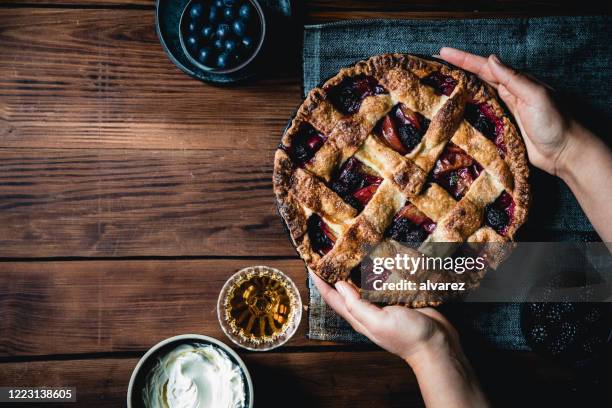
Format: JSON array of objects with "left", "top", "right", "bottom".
[
  {"left": 484, "top": 191, "right": 515, "bottom": 235},
  {"left": 421, "top": 72, "right": 457, "bottom": 96},
  {"left": 464, "top": 102, "right": 506, "bottom": 157},
  {"left": 386, "top": 203, "right": 436, "bottom": 247},
  {"left": 284, "top": 123, "right": 327, "bottom": 166},
  {"left": 431, "top": 143, "right": 482, "bottom": 199},
  {"left": 329, "top": 157, "right": 382, "bottom": 211},
  {"left": 374, "top": 103, "right": 431, "bottom": 154},
  {"left": 307, "top": 214, "right": 336, "bottom": 255},
  {"left": 325, "top": 75, "right": 387, "bottom": 115}
]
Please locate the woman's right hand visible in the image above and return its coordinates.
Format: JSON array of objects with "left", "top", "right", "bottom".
[
  {"left": 439, "top": 48, "right": 612, "bottom": 241},
  {"left": 439, "top": 48, "right": 579, "bottom": 177}
]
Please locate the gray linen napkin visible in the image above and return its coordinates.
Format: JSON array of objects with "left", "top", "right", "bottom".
[{"left": 303, "top": 16, "right": 611, "bottom": 349}]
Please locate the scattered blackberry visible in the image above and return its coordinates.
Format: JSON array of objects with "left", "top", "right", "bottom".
[
  {"left": 582, "top": 335, "right": 604, "bottom": 355},
  {"left": 527, "top": 302, "right": 547, "bottom": 319},
  {"left": 546, "top": 304, "right": 563, "bottom": 323},
  {"left": 485, "top": 205, "right": 509, "bottom": 233},
  {"left": 548, "top": 337, "right": 567, "bottom": 356},
  {"left": 558, "top": 301, "right": 576, "bottom": 315},
  {"left": 584, "top": 306, "right": 601, "bottom": 324},
  {"left": 559, "top": 321, "right": 579, "bottom": 345},
  {"left": 530, "top": 325, "right": 548, "bottom": 344}
]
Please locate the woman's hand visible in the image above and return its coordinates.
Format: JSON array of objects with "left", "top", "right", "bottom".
[
  {"left": 310, "top": 271, "right": 457, "bottom": 364},
  {"left": 439, "top": 47, "right": 576, "bottom": 176},
  {"left": 439, "top": 47, "right": 612, "bottom": 241},
  {"left": 311, "top": 272, "right": 490, "bottom": 407}
]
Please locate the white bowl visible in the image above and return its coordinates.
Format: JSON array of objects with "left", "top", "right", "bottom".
[{"left": 127, "top": 334, "right": 254, "bottom": 408}]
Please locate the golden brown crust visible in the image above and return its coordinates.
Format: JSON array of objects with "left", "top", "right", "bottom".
[{"left": 273, "top": 53, "right": 530, "bottom": 308}]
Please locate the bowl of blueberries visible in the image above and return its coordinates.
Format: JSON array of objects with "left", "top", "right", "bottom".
[{"left": 179, "top": 0, "right": 265, "bottom": 74}]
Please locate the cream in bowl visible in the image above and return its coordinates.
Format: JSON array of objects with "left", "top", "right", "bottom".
[{"left": 128, "top": 334, "right": 253, "bottom": 408}]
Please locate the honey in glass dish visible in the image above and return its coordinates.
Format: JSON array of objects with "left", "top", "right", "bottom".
[{"left": 218, "top": 266, "right": 302, "bottom": 351}]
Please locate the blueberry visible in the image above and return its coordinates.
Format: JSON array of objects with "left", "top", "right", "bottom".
[
  {"left": 224, "top": 39, "right": 237, "bottom": 53},
  {"left": 216, "top": 23, "right": 230, "bottom": 39},
  {"left": 222, "top": 7, "right": 234, "bottom": 21},
  {"left": 238, "top": 3, "right": 252, "bottom": 20},
  {"left": 201, "top": 25, "right": 214, "bottom": 39},
  {"left": 241, "top": 36, "right": 254, "bottom": 49},
  {"left": 208, "top": 5, "right": 219, "bottom": 22},
  {"left": 217, "top": 52, "right": 230, "bottom": 69},
  {"left": 189, "top": 3, "right": 204, "bottom": 19},
  {"left": 213, "top": 38, "right": 224, "bottom": 50},
  {"left": 223, "top": 0, "right": 238, "bottom": 5},
  {"left": 186, "top": 35, "right": 198, "bottom": 50},
  {"left": 198, "top": 47, "right": 212, "bottom": 64},
  {"left": 214, "top": 0, "right": 224, "bottom": 7},
  {"left": 232, "top": 20, "right": 246, "bottom": 37},
  {"left": 186, "top": 21, "right": 198, "bottom": 33}
]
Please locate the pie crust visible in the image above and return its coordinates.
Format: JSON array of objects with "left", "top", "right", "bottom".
[{"left": 273, "top": 53, "right": 530, "bottom": 307}]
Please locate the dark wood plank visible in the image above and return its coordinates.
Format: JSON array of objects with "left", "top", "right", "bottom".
[
  {"left": 0, "top": 352, "right": 421, "bottom": 407},
  {"left": 0, "top": 9, "right": 301, "bottom": 150},
  {"left": 0, "top": 351, "right": 584, "bottom": 408},
  {"left": 0, "top": 148, "right": 295, "bottom": 257},
  {"left": 0, "top": 259, "right": 333, "bottom": 357}
]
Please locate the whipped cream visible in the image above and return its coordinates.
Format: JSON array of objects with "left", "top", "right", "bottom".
[{"left": 143, "top": 343, "right": 246, "bottom": 408}]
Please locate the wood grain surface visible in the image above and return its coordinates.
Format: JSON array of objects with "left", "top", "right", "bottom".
[
  {"left": 0, "top": 148, "right": 295, "bottom": 257},
  {"left": 0, "top": 259, "right": 318, "bottom": 356},
  {"left": 0, "top": 1, "right": 603, "bottom": 406},
  {"left": 0, "top": 9, "right": 300, "bottom": 150},
  {"left": 0, "top": 352, "right": 420, "bottom": 407}
]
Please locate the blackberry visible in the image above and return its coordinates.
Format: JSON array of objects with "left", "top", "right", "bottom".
[
  {"left": 548, "top": 337, "right": 568, "bottom": 356},
  {"left": 558, "top": 301, "right": 576, "bottom": 315},
  {"left": 404, "top": 229, "right": 427, "bottom": 247},
  {"left": 559, "top": 321, "right": 578, "bottom": 345},
  {"left": 397, "top": 123, "right": 423, "bottom": 152},
  {"left": 344, "top": 195, "right": 362, "bottom": 211},
  {"left": 546, "top": 305, "right": 563, "bottom": 323},
  {"left": 327, "top": 75, "right": 386, "bottom": 115},
  {"left": 334, "top": 87, "right": 360, "bottom": 114},
  {"left": 527, "top": 302, "right": 547, "bottom": 319},
  {"left": 330, "top": 160, "right": 366, "bottom": 197},
  {"left": 292, "top": 143, "right": 310, "bottom": 164},
  {"left": 307, "top": 215, "right": 333, "bottom": 255},
  {"left": 465, "top": 103, "right": 495, "bottom": 140},
  {"left": 386, "top": 218, "right": 426, "bottom": 245},
  {"left": 485, "top": 205, "right": 509, "bottom": 232},
  {"left": 584, "top": 306, "right": 601, "bottom": 324},
  {"left": 582, "top": 335, "right": 604, "bottom": 355},
  {"left": 529, "top": 325, "right": 548, "bottom": 344}
]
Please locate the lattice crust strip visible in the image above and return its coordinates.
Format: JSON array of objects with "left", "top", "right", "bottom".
[{"left": 274, "top": 53, "right": 530, "bottom": 287}]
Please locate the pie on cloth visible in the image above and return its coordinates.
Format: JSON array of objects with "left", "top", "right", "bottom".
[{"left": 273, "top": 54, "right": 530, "bottom": 306}]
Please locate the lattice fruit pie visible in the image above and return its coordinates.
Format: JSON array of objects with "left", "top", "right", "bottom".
[{"left": 273, "top": 54, "right": 530, "bottom": 307}]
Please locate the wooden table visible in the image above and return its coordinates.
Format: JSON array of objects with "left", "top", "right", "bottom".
[{"left": 0, "top": 1, "right": 605, "bottom": 406}]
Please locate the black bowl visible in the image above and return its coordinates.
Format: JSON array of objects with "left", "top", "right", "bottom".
[
  {"left": 156, "top": 0, "right": 293, "bottom": 84},
  {"left": 179, "top": 0, "right": 266, "bottom": 74}
]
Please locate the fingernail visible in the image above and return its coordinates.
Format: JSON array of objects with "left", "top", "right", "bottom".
[
  {"left": 491, "top": 54, "right": 502, "bottom": 65},
  {"left": 335, "top": 282, "right": 349, "bottom": 297}
]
